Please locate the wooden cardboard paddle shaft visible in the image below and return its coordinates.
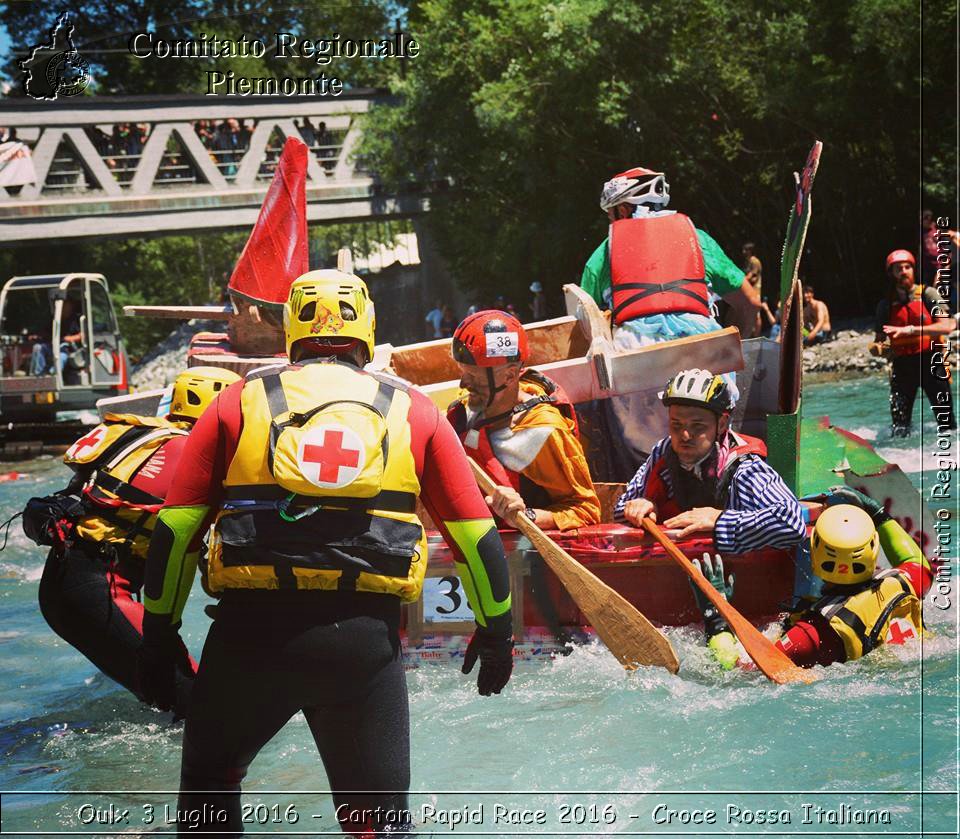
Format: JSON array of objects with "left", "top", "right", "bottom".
[
  {"left": 642, "top": 519, "right": 816, "bottom": 684},
  {"left": 468, "top": 458, "right": 679, "bottom": 673}
]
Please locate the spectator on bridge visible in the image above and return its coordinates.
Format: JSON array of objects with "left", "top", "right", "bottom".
[
  {"left": 295, "top": 117, "right": 316, "bottom": 150},
  {"left": 194, "top": 119, "right": 215, "bottom": 150},
  {"left": 317, "top": 121, "right": 336, "bottom": 173}
]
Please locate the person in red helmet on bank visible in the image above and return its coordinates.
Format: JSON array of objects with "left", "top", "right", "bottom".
[
  {"left": 447, "top": 310, "right": 601, "bottom": 532},
  {"left": 871, "top": 249, "right": 955, "bottom": 436}
]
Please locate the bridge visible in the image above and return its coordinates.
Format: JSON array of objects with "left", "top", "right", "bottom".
[{"left": 0, "top": 92, "right": 427, "bottom": 244}]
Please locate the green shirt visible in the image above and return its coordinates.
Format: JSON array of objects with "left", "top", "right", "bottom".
[{"left": 580, "top": 226, "right": 745, "bottom": 310}]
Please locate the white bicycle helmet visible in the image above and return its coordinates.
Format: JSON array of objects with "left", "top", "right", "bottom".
[{"left": 600, "top": 166, "right": 670, "bottom": 212}]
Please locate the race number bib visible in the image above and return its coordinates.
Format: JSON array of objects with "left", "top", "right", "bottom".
[{"left": 485, "top": 331, "right": 519, "bottom": 358}]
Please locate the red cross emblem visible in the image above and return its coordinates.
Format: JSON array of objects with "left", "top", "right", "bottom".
[
  {"left": 298, "top": 425, "right": 364, "bottom": 488},
  {"left": 885, "top": 618, "right": 917, "bottom": 646},
  {"left": 67, "top": 426, "right": 106, "bottom": 459}
]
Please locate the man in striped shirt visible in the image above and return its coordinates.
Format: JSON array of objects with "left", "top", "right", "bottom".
[{"left": 614, "top": 368, "right": 805, "bottom": 556}]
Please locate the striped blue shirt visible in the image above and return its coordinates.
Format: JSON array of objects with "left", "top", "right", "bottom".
[{"left": 613, "top": 437, "right": 805, "bottom": 555}]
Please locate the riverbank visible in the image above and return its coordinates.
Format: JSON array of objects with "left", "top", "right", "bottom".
[{"left": 801, "top": 326, "right": 958, "bottom": 382}]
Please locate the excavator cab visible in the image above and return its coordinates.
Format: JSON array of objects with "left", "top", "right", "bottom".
[{"left": 0, "top": 273, "right": 128, "bottom": 440}]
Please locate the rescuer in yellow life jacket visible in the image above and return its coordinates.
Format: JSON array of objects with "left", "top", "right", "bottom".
[
  {"left": 138, "top": 270, "right": 514, "bottom": 838},
  {"left": 21, "top": 366, "right": 240, "bottom": 718},
  {"left": 692, "top": 486, "right": 932, "bottom": 669}
]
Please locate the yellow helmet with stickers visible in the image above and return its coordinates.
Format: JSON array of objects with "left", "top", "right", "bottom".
[
  {"left": 169, "top": 366, "right": 242, "bottom": 421},
  {"left": 283, "top": 270, "right": 376, "bottom": 363},
  {"left": 811, "top": 504, "right": 879, "bottom": 585}
]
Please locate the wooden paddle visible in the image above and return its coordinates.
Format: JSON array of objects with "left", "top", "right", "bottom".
[
  {"left": 468, "top": 458, "right": 680, "bottom": 673},
  {"left": 641, "top": 518, "right": 816, "bottom": 684}
]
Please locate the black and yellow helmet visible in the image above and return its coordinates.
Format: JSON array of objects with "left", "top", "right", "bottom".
[
  {"left": 661, "top": 368, "right": 735, "bottom": 415},
  {"left": 811, "top": 504, "right": 879, "bottom": 585},
  {"left": 169, "top": 366, "right": 242, "bottom": 421},
  {"left": 283, "top": 270, "right": 375, "bottom": 362}
]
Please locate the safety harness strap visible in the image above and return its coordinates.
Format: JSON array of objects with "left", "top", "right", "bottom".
[{"left": 610, "top": 278, "right": 709, "bottom": 322}]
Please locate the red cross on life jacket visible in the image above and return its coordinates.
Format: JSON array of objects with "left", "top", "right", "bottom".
[
  {"left": 885, "top": 618, "right": 917, "bottom": 646},
  {"left": 70, "top": 426, "right": 106, "bottom": 456},
  {"left": 302, "top": 429, "right": 361, "bottom": 484}
]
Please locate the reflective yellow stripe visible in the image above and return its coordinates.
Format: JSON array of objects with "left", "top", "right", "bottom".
[
  {"left": 445, "top": 518, "right": 511, "bottom": 628},
  {"left": 144, "top": 505, "right": 208, "bottom": 620}
]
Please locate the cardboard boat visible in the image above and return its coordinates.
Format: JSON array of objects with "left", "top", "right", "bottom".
[{"left": 113, "top": 139, "right": 935, "bottom": 667}]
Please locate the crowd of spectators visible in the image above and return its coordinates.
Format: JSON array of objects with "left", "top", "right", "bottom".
[{"left": 34, "top": 117, "right": 344, "bottom": 190}]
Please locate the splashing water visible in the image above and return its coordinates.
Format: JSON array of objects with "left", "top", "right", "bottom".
[{"left": 0, "top": 374, "right": 955, "bottom": 835}]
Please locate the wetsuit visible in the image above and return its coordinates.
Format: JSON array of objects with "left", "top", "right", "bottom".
[
  {"left": 776, "top": 518, "right": 931, "bottom": 667},
  {"left": 143, "top": 360, "right": 512, "bottom": 837},
  {"left": 37, "top": 433, "right": 195, "bottom": 717},
  {"left": 876, "top": 284, "right": 956, "bottom": 435}
]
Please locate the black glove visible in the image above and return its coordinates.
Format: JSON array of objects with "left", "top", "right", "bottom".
[
  {"left": 461, "top": 627, "right": 514, "bottom": 696},
  {"left": 825, "top": 485, "right": 889, "bottom": 527},
  {"left": 22, "top": 493, "right": 84, "bottom": 547},
  {"left": 136, "top": 616, "right": 193, "bottom": 712}
]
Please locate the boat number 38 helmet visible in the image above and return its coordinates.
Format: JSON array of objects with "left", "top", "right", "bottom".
[
  {"left": 811, "top": 504, "right": 879, "bottom": 585},
  {"left": 169, "top": 366, "right": 242, "bottom": 421},
  {"left": 452, "top": 310, "right": 528, "bottom": 367},
  {"left": 661, "top": 368, "right": 735, "bottom": 415}
]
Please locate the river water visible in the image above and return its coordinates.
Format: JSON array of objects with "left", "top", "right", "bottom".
[{"left": 0, "top": 373, "right": 956, "bottom": 837}]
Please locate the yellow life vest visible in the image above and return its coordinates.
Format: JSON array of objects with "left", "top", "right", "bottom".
[
  {"left": 205, "top": 360, "right": 427, "bottom": 602},
  {"left": 803, "top": 568, "right": 924, "bottom": 661},
  {"left": 64, "top": 413, "right": 191, "bottom": 560}
]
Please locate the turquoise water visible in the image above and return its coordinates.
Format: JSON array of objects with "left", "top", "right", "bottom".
[{"left": 0, "top": 374, "right": 956, "bottom": 837}]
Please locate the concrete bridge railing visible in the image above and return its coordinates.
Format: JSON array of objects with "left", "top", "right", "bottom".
[{"left": 0, "top": 92, "right": 425, "bottom": 243}]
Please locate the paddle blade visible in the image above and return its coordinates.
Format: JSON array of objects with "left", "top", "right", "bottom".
[
  {"left": 524, "top": 527, "right": 680, "bottom": 673},
  {"left": 467, "top": 457, "right": 679, "bottom": 673},
  {"left": 642, "top": 519, "right": 816, "bottom": 685}
]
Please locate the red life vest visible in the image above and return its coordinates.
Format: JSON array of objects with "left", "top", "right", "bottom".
[
  {"left": 643, "top": 432, "right": 767, "bottom": 520},
  {"left": 887, "top": 285, "right": 936, "bottom": 356},
  {"left": 447, "top": 369, "right": 578, "bottom": 494},
  {"left": 609, "top": 214, "right": 710, "bottom": 325}
]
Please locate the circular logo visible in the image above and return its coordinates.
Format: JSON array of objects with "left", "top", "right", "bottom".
[
  {"left": 297, "top": 424, "right": 365, "bottom": 489},
  {"left": 45, "top": 52, "right": 89, "bottom": 97}
]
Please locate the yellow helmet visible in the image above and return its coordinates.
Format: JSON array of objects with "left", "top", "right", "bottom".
[
  {"left": 168, "top": 366, "right": 242, "bottom": 421},
  {"left": 283, "top": 270, "right": 376, "bottom": 362},
  {"left": 811, "top": 504, "right": 879, "bottom": 585}
]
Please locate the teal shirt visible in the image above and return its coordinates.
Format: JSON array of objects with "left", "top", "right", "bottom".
[{"left": 580, "top": 226, "right": 745, "bottom": 310}]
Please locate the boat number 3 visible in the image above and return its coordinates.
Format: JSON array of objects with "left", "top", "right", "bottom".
[{"left": 436, "top": 575, "right": 462, "bottom": 614}]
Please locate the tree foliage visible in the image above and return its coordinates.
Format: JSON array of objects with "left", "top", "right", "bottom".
[{"left": 363, "top": 0, "right": 953, "bottom": 317}]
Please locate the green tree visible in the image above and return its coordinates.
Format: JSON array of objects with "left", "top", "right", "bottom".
[{"left": 364, "top": 0, "right": 949, "bottom": 317}]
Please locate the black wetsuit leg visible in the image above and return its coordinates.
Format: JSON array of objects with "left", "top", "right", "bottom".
[
  {"left": 177, "top": 593, "right": 411, "bottom": 838},
  {"left": 889, "top": 355, "right": 920, "bottom": 434},
  {"left": 38, "top": 547, "right": 193, "bottom": 716}
]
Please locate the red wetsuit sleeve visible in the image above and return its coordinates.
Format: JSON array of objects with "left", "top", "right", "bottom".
[
  {"left": 407, "top": 387, "right": 493, "bottom": 526},
  {"left": 129, "top": 435, "right": 188, "bottom": 500},
  {"left": 899, "top": 561, "right": 932, "bottom": 599},
  {"left": 776, "top": 616, "right": 846, "bottom": 668},
  {"left": 164, "top": 379, "right": 244, "bottom": 511}
]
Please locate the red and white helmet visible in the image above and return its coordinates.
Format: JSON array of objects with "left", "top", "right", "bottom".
[
  {"left": 885, "top": 249, "right": 915, "bottom": 271},
  {"left": 452, "top": 310, "right": 528, "bottom": 367},
  {"left": 600, "top": 166, "right": 670, "bottom": 212}
]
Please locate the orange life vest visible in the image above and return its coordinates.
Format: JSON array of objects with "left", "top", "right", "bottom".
[
  {"left": 447, "top": 370, "right": 578, "bottom": 503},
  {"left": 609, "top": 214, "right": 710, "bottom": 324},
  {"left": 643, "top": 432, "right": 767, "bottom": 520}
]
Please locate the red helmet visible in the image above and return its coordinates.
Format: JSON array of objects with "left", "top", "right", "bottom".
[
  {"left": 451, "top": 310, "right": 528, "bottom": 367},
  {"left": 885, "top": 249, "right": 915, "bottom": 270}
]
